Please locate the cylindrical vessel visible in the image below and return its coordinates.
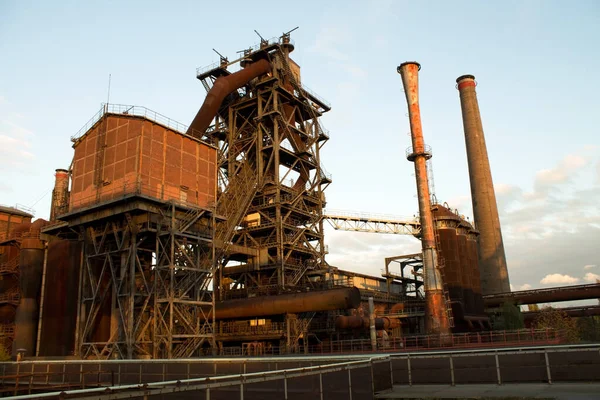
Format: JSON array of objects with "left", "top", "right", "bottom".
[
  {"left": 398, "top": 62, "right": 449, "bottom": 334},
  {"left": 466, "top": 227, "right": 485, "bottom": 314},
  {"left": 457, "top": 221, "right": 474, "bottom": 315},
  {"left": 50, "top": 169, "right": 69, "bottom": 221},
  {"left": 12, "top": 236, "right": 45, "bottom": 356},
  {"left": 456, "top": 75, "right": 510, "bottom": 295}
]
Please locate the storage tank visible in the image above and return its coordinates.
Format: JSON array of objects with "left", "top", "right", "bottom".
[
  {"left": 12, "top": 219, "right": 47, "bottom": 357},
  {"left": 432, "top": 204, "right": 464, "bottom": 315},
  {"left": 456, "top": 221, "right": 475, "bottom": 316},
  {"left": 38, "top": 239, "right": 81, "bottom": 356},
  {"left": 466, "top": 226, "right": 485, "bottom": 314}
]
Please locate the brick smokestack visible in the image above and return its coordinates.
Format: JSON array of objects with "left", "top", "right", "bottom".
[
  {"left": 456, "top": 75, "right": 510, "bottom": 295},
  {"left": 50, "top": 169, "right": 69, "bottom": 222},
  {"left": 398, "top": 62, "right": 450, "bottom": 334}
]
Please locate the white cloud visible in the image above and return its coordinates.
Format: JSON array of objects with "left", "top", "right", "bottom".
[
  {"left": 0, "top": 98, "right": 36, "bottom": 169},
  {"left": 519, "top": 284, "right": 532, "bottom": 290},
  {"left": 583, "top": 264, "right": 597, "bottom": 270},
  {"left": 584, "top": 272, "right": 600, "bottom": 282},
  {"left": 540, "top": 273, "right": 579, "bottom": 285}
]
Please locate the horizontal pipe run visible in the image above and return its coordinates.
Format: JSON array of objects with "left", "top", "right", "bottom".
[{"left": 208, "top": 287, "right": 361, "bottom": 320}]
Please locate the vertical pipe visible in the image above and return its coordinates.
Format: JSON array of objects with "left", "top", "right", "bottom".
[
  {"left": 398, "top": 62, "right": 449, "bottom": 334},
  {"left": 13, "top": 236, "right": 45, "bottom": 357},
  {"left": 368, "top": 297, "right": 377, "bottom": 351},
  {"left": 50, "top": 169, "right": 70, "bottom": 222},
  {"left": 456, "top": 75, "right": 510, "bottom": 295}
]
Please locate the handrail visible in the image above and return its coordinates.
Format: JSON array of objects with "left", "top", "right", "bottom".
[
  {"left": 71, "top": 103, "right": 204, "bottom": 143},
  {"left": 6, "top": 356, "right": 389, "bottom": 399}
]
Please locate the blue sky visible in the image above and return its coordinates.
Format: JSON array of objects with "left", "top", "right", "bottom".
[{"left": 1, "top": 1, "right": 599, "bottom": 300}]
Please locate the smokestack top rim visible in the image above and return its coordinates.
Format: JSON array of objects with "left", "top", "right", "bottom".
[
  {"left": 397, "top": 61, "right": 421, "bottom": 73},
  {"left": 456, "top": 74, "right": 475, "bottom": 83},
  {"left": 55, "top": 168, "right": 69, "bottom": 174}
]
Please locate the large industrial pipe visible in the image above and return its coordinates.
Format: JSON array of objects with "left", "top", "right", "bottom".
[
  {"left": 456, "top": 75, "right": 510, "bottom": 295},
  {"left": 208, "top": 287, "right": 360, "bottom": 320},
  {"left": 50, "top": 169, "right": 69, "bottom": 221},
  {"left": 187, "top": 59, "right": 271, "bottom": 136},
  {"left": 12, "top": 231, "right": 45, "bottom": 357},
  {"left": 398, "top": 62, "right": 449, "bottom": 334},
  {"left": 335, "top": 315, "right": 401, "bottom": 331}
]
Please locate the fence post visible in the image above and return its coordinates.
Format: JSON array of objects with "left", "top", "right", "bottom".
[
  {"left": 62, "top": 363, "right": 66, "bottom": 385},
  {"left": 139, "top": 364, "right": 142, "bottom": 384},
  {"left": 206, "top": 383, "right": 211, "bottom": 400},
  {"left": 389, "top": 358, "right": 394, "bottom": 387},
  {"left": 449, "top": 355, "right": 455, "bottom": 386},
  {"left": 46, "top": 364, "right": 50, "bottom": 385},
  {"left": 544, "top": 350, "right": 552, "bottom": 384},
  {"left": 284, "top": 370, "right": 288, "bottom": 400},
  {"left": 495, "top": 353, "right": 502, "bottom": 385},
  {"left": 407, "top": 355, "right": 412, "bottom": 386},
  {"left": 117, "top": 364, "right": 121, "bottom": 386},
  {"left": 80, "top": 363, "right": 85, "bottom": 389},
  {"left": 187, "top": 363, "right": 190, "bottom": 380},
  {"left": 370, "top": 360, "right": 375, "bottom": 394},
  {"left": 240, "top": 375, "right": 244, "bottom": 400},
  {"left": 347, "top": 368, "right": 353, "bottom": 400},
  {"left": 319, "top": 370, "right": 324, "bottom": 400}
]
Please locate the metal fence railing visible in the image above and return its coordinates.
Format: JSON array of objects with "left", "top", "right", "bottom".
[
  {"left": 71, "top": 104, "right": 194, "bottom": 142},
  {"left": 0, "top": 356, "right": 391, "bottom": 399},
  {"left": 1, "top": 344, "right": 599, "bottom": 398}
]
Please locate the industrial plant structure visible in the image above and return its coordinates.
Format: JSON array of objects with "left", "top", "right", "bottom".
[{"left": 0, "top": 32, "right": 598, "bottom": 361}]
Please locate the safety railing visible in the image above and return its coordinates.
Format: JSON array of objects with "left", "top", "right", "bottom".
[
  {"left": 71, "top": 103, "right": 194, "bottom": 142},
  {"left": 0, "top": 355, "right": 391, "bottom": 399}
]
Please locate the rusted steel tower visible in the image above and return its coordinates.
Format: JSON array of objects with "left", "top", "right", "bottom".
[
  {"left": 398, "top": 62, "right": 451, "bottom": 334},
  {"left": 456, "top": 75, "right": 510, "bottom": 295},
  {"left": 194, "top": 33, "right": 332, "bottom": 351},
  {"left": 45, "top": 108, "right": 219, "bottom": 359}
]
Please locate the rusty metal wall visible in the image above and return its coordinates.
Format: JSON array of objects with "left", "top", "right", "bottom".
[
  {"left": 38, "top": 239, "right": 81, "bottom": 356},
  {"left": 467, "top": 228, "right": 485, "bottom": 314},
  {"left": 12, "top": 232, "right": 45, "bottom": 357},
  {"left": 70, "top": 114, "right": 217, "bottom": 211}
]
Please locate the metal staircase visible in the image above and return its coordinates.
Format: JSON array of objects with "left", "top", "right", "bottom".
[{"left": 215, "top": 161, "right": 260, "bottom": 254}]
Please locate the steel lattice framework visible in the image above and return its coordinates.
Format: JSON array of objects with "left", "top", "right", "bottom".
[
  {"left": 75, "top": 201, "right": 216, "bottom": 359},
  {"left": 323, "top": 211, "right": 421, "bottom": 236},
  {"left": 195, "top": 38, "right": 331, "bottom": 352}
]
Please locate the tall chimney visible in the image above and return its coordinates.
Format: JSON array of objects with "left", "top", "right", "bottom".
[
  {"left": 456, "top": 75, "right": 510, "bottom": 295},
  {"left": 398, "top": 62, "right": 450, "bottom": 334},
  {"left": 50, "top": 169, "right": 69, "bottom": 222}
]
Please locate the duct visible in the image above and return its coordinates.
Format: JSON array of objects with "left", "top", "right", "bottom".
[
  {"left": 398, "top": 62, "right": 449, "bottom": 334},
  {"left": 206, "top": 287, "right": 360, "bottom": 320},
  {"left": 187, "top": 58, "right": 271, "bottom": 136},
  {"left": 456, "top": 75, "right": 510, "bottom": 295}
]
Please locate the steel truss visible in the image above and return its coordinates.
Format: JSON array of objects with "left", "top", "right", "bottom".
[
  {"left": 324, "top": 212, "right": 421, "bottom": 236},
  {"left": 196, "top": 40, "right": 330, "bottom": 352},
  {"left": 77, "top": 202, "right": 215, "bottom": 359},
  {"left": 199, "top": 45, "right": 330, "bottom": 296}
]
